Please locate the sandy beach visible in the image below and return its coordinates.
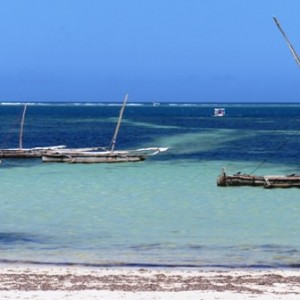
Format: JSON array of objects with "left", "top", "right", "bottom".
[{"left": 0, "top": 264, "right": 300, "bottom": 299}]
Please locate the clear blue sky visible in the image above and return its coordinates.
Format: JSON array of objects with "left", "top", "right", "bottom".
[{"left": 0, "top": 0, "right": 300, "bottom": 102}]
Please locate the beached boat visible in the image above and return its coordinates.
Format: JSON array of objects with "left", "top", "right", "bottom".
[
  {"left": 214, "top": 108, "right": 225, "bottom": 117},
  {"left": 0, "top": 104, "right": 66, "bottom": 158},
  {"left": 42, "top": 95, "right": 168, "bottom": 163},
  {"left": 217, "top": 168, "right": 300, "bottom": 188}
]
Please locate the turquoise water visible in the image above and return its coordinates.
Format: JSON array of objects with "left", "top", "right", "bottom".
[
  {"left": 1, "top": 103, "right": 300, "bottom": 268},
  {"left": 1, "top": 159, "right": 300, "bottom": 267}
]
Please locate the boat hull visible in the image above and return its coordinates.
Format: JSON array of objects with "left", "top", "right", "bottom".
[
  {"left": 0, "top": 150, "right": 45, "bottom": 158},
  {"left": 41, "top": 147, "right": 167, "bottom": 164},
  {"left": 217, "top": 169, "right": 300, "bottom": 188},
  {"left": 42, "top": 153, "right": 146, "bottom": 163},
  {"left": 217, "top": 173, "right": 266, "bottom": 187},
  {"left": 0, "top": 146, "right": 67, "bottom": 158}
]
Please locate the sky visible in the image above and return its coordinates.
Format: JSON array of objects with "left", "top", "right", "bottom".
[{"left": 0, "top": 0, "right": 300, "bottom": 103}]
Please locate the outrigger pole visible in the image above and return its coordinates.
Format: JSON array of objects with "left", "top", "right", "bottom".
[{"left": 273, "top": 16, "right": 300, "bottom": 67}]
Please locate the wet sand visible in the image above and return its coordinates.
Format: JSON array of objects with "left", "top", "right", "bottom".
[{"left": 0, "top": 264, "right": 300, "bottom": 299}]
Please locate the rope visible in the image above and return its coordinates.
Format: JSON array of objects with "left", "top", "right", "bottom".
[{"left": 249, "top": 134, "right": 294, "bottom": 175}]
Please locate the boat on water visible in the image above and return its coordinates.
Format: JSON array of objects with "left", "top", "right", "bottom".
[
  {"left": 216, "top": 17, "right": 300, "bottom": 189},
  {"left": 42, "top": 95, "right": 168, "bottom": 163},
  {"left": 42, "top": 147, "right": 168, "bottom": 163},
  {"left": 0, "top": 145, "right": 67, "bottom": 158},
  {"left": 214, "top": 108, "right": 225, "bottom": 117},
  {"left": 0, "top": 104, "right": 66, "bottom": 158},
  {"left": 217, "top": 168, "right": 300, "bottom": 188}
]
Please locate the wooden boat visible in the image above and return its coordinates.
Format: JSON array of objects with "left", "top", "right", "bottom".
[
  {"left": 216, "top": 18, "right": 300, "bottom": 189},
  {"left": 217, "top": 168, "right": 300, "bottom": 188},
  {"left": 0, "top": 146, "right": 67, "bottom": 158},
  {"left": 42, "top": 95, "right": 168, "bottom": 163},
  {"left": 0, "top": 104, "right": 66, "bottom": 158},
  {"left": 42, "top": 147, "right": 168, "bottom": 163}
]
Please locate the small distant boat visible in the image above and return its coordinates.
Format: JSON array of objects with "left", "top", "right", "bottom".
[
  {"left": 214, "top": 108, "right": 225, "bottom": 117},
  {"left": 42, "top": 95, "right": 168, "bottom": 163},
  {"left": 0, "top": 104, "right": 66, "bottom": 158}
]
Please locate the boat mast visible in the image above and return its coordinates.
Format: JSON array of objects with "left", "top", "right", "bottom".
[
  {"left": 110, "top": 94, "right": 128, "bottom": 152},
  {"left": 19, "top": 103, "right": 27, "bottom": 150},
  {"left": 273, "top": 17, "right": 300, "bottom": 67}
]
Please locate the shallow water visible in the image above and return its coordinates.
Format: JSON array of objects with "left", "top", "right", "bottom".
[{"left": 1, "top": 103, "right": 300, "bottom": 267}]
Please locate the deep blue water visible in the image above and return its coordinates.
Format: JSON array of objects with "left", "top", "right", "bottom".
[{"left": 1, "top": 103, "right": 300, "bottom": 165}]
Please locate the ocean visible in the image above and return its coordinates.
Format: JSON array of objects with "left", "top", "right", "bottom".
[{"left": 0, "top": 102, "right": 300, "bottom": 268}]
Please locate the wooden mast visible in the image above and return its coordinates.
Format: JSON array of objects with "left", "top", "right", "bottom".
[
  {"left": 19, "top": 104, "right": 27, "bottom": 150},
  {"left": 110, "top": 94, "right": 128, "bottom": 152},
  {"left": 273, "top": 17, "right": 300, "bottom": 67}
]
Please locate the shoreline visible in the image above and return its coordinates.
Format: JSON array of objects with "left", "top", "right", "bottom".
[{"left": 1, "top": 264, "right": 300, "bottom": 299}]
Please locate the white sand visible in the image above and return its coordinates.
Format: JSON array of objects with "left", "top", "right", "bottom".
[
  {"left": 0, "top": 265, "right": 300, "bottom": 299},
  {"left": 1, "top": 290, "right": 300, "bottom": 300}
]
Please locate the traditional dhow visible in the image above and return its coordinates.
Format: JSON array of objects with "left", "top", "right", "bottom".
[
  {"left": 0, "top": 104, "right": 67, "bottom": 158},
  {"left": 216, "top": 18, "right": 300, "bottom": 189},
  {"left": 41, "top": 94, "right": 168, "bottom": 164},
  {"left": 42, "top": 147, "right": 168, "bottom": 163},
  {"left": 217, "top": 168, "right": 300, "bottom": 188}
]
